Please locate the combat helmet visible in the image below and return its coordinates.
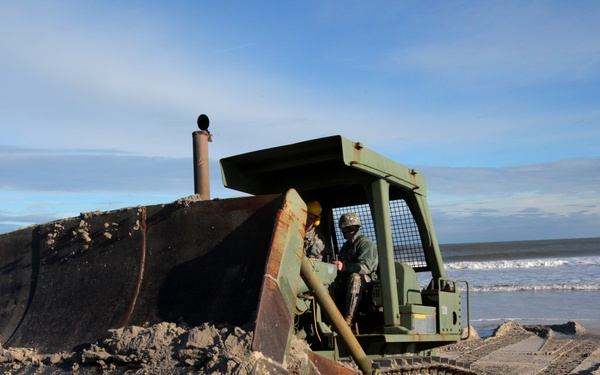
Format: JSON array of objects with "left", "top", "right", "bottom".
[{"left": 338, "top": 212, "right": 361, "bottom": 229}]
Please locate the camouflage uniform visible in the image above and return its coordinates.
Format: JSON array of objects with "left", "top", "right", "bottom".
[
  {"left": 304, "top": 227, "right": 327, "bottom": 260},
  {"left": 329, "top": 228, "right": 378, "bottom": 322}
]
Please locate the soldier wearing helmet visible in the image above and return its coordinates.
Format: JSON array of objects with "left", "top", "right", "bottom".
[
  {"left": 330, "top": 212, "right": 378, "bottom": 327},
  {"left": 304, "top": 201, "right": 329, "bottom": 260}
]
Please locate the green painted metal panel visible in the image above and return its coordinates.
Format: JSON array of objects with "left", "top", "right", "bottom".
[{"left": 220, "top": 135, "right": 427, "bottom": 199}]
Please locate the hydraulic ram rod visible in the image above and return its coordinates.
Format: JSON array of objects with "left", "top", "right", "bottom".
[{"left": 299, "top": 256, "right": 376, "bottom": 375}]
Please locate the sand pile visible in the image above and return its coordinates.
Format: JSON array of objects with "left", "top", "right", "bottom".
[
  {"left": 491, "top": 319, "right": 530, "bottom": 337},
  {"left": 0, "top": 322, "right": 265, "bottom": 374},
  {"left": 462, "top": 325, "right": 480, "bottom": 340},
  {"left": 524, "top": 321, "right": 588, "bottom": 336},
  {"left": 174, "top": 194, "right": 206, "bottom": 207},
  {"left": 81, "top": 321, "right": 259, "bottom": 374},
  {"left": 0, "top": 321, "right": 320, "bottom": 374}
]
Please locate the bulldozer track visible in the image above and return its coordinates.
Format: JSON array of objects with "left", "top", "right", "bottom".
[
  {"left": 443, "top": 330, "right": 535, "bottom": 365},
  {"left": 372, "top": 356, "right": 477, "bottom": 375},
  {"left": 536, "top": 339, "right": 600, "bottom": 375},
  {"left": 434, "top": 325, "right": 600, "bottom": 375},
  {"left": 538, "top": 337, "right": 573, "bottom": 354}
]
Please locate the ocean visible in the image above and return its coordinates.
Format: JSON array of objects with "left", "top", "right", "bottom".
[{"left": 436, "top": 237, "right": 600, "bottom": 337}]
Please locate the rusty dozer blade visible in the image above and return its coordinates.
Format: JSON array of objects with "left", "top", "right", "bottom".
[
  {"left": 0, "top": 190, "right": 360, "bottom": 374},
  {"left": 0, "top": 194, "right": 285, "bottom": 352}
]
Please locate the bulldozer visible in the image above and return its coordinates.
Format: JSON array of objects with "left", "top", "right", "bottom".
[{"left": 0, "top": 132, "right": 471, "bottom": 374}]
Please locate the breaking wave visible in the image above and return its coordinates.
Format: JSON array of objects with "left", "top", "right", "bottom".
[
  {"left": 446, "top": 257, "right": 600, "bottom": 270},
  {"left": 469, "top": 283, "right": 600, "bottom": 292}
]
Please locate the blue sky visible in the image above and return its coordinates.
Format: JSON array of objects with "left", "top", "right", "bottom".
[{"left": 1, "top": 1, "right": 599, "bottom": 243}]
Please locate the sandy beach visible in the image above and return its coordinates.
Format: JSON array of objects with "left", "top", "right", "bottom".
[
  {"left": 1, "top": 320, "right": 599, "bottom": 374},
  {"left": 439, "top": 321, "right": 600, "bottom": 375}
]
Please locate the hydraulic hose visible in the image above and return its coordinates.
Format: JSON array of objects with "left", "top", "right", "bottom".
[{"left": 299, "top": 256, "right": 376, "bottom": 375}]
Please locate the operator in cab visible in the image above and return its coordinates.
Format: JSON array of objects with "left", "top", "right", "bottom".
[
  {"left": 330, "top": 212, "right": 379, "bottom": 327},
  {"left": 304, "top": 201, "right": 329, "bottom": 261}
]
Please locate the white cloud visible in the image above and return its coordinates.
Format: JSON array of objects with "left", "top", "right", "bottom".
[
  {"left": 0, "top": 3, "right": 329, "bottom": 157},
  {"left": 1, "top": 2, "right": 599, "bottom": 242},
  {"left": 422, "top": 159, "right": 600, "bottom": 196},
  {"left": 2, "top": 142, "right": 599, "bottom": 242},
  {"left": 1, "top": 1, "right": 598, "bottom": 168},
  {"left": 424, "top": 158, "right": 600, "bottom": 242}
]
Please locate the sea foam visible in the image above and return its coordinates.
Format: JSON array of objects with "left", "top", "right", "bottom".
[{"left": 446, "top": 259, "right": 569, "bottom": 270}]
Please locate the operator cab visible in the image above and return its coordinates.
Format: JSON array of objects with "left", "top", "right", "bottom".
[{"left": 221, "top": 135, "right": 468, "bottom": 356}]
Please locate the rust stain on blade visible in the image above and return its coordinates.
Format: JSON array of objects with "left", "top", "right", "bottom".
[
  {"left": 307, "top": 351, "right": 359, "bottom": 374},
  {"left": 252, "top": 276, "right": 291, "bottom": 364},
  {"left": 120, "top": 206, "right": 147, "bottom": 328},
  {"left": 252, "top": 192, "right": 306, "bottom": 366},
  {"left": 264, "top": 209, "right": 290, "bottom": 279}
]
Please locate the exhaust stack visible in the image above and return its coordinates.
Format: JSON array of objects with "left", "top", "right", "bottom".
[{"left": 193, "top": 114, "right": 212, "bottom": 199}]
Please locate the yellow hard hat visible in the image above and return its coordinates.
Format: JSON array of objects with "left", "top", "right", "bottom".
[
  {"left": 306, "top": 201, "right": 322, "bottom": 227},
  {"left": 306, "top": 201, "right": 322, "bottom": 216}
]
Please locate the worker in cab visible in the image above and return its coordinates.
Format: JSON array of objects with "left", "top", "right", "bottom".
[
  {"left": 304, "top": 201, "right": 329, "bottom": 261},
  {"left": 330, "top": 212, "right": 379, "bottom": 327}
]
